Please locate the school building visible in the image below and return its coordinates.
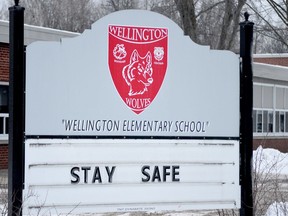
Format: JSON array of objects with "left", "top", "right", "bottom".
[
  {"left": 1, "top": 20, "right": 288, "bottom": 169},
  {"left": 253, "top": 54, "right": 288, "bottom": 151}
]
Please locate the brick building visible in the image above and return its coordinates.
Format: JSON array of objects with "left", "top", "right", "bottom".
[
  {"left": 254, "top": 54, "right": 288, "bottom": 67},
  {"left": 1, "top": 20, "right": 288, "bottom": 169},
  {"left": 0, "top": 20, "right": 78, "bottom": 169},
  {"left": 253, "top": 54, "right": 288, "bottom": 152}
]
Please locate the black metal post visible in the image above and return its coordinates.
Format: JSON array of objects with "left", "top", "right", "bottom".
[
  {"left": 239, "top": 12, "right": 254, "bottom": 216},
  {"left": 8, "top": 1, "right": 25, "bottom": 216}
]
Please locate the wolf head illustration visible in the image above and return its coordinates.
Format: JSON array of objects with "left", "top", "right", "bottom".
[{"left": 122, "top": 49, "right": 153, "bottom": 96}]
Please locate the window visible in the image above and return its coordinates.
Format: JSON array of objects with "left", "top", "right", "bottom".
[
  {"left": 275, "top": 111, "right": 285, "bottom": 132},
  {"left": 0, "top": 85, "right": 8, "bottom": 113},
  {"left": 263, "top": 86, "right": 273, "bottom": 108},
  {"left": 263, "top": 110, "right": 268, "bottom": 132},
  {"left": 257, "top": 111, "right": 263, "bottom": 133},
  {"left": 253, "top": 110, "right": 273, "bottom": 133},
  {"left": 268, "top": 111, "right": 273, "bottom": 132},
  {"left": 0, "top": 85, "right": 9, "bottom": 136},
  {"left": 253, "top": 110, "right": 256, "bottom": 132},
  {"left": 253, "top": 83, "right": 288, "bottom": 136},
  {"left": 276, "top": 87, "right": 285, "bottom": 109}
]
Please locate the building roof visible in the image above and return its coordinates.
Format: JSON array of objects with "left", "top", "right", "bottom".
[
  {"left": 253, "top": 53, "right": 288, "bottom": 82},
  {"left": 0, "top": 20, "right": 79, "bottom": 45},
  {"left": 254, "top": 53, "right": 288, "bottom": 58},
  {"left": 253, "top": 62, "right": 288, "bottom": 82},
  {"left": 254, "top": 53, "right": 288, "bottom": 67}
]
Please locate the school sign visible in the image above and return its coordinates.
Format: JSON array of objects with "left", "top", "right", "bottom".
[{"left": 24, "top": 10, "right": 240, "bottom": 215}]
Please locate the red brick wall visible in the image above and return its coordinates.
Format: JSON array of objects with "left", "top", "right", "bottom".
[
  {"left": 254, "top": 57, "right": 288, "bottom": 67},
  {"left": 254, "top": 138, "right": 288, "bottom": 153},
  {"left": 0, "top": 43, "right": 9, "bottom": 82},
  {"left": 0, "top": 144, "right": 8, "bottom": 169},
  {"left": 0, "top": 43, "right": 9, "bottom": 169}
]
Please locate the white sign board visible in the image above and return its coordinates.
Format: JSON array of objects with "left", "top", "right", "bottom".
[
  {"left": 24, "top": 139, "right": 239, "bottom": 215},
  {"left": 24, "top": 10, "right": 240, "bottom": 215}
]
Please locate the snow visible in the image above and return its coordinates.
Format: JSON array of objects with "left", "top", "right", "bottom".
[
  {"left": 266, "top": 202, "right": 288, "bottom": 216},
  {"left": 0, "top": 204, "right": 7, "bottom": 215},
  {"left": 254, "top": 145, "right": 288, "bottom": 175},
  {"left": 254, "top": 146, "right": 288, "bottom": 216}
]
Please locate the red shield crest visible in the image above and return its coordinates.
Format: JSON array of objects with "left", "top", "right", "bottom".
[{"left": 108, "top": 25, "right": 168, "bottom": 114}]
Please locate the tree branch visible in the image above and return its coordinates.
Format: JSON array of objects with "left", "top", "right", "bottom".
[
  {"left": 246, "top": 2, "right": 288, "bottom": 48},
  {"left": 195, "top": 1, "right": 225, "bottom": 18},
  {"left": 267, "top": 0, "right": 288, "bottom": 26}
]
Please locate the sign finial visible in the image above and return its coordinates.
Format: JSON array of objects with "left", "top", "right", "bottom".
[{"left": 244, "top": 12, "right": 250, "bottom": 21}]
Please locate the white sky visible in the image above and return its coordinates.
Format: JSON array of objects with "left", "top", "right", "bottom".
[
  {"left": 0, "top": 0, "right": 4, "bottom": 9},
  {"left": 0, "top": 0, "right": 9, "bottom": 11}
]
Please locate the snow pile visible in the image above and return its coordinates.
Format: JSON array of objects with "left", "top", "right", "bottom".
[
  {"left": 253, "top": 146, "right": 288, "bottom": 175},
  {"left": 266, "top": 202, "right": 288, "bottom": 216},
  {"left": 0, "top": 204, "right": 7, "bottom": 215},
  {"left": 254, "top": 146, "right": 288, "bottom": 216}
]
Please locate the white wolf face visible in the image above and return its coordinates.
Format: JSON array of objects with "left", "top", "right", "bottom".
[{"left": 122, "top": 49, "right": 153, "bottom": 96}]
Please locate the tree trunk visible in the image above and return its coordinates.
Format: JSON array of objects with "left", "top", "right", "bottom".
[
  {"left": 217, "top": 0, "right": 233, "bottom": 49},
  {"left": 174, "top": 0, "right": 198, "bottom": 43}
]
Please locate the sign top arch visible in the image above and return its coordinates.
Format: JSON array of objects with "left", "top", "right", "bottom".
[{"left": 26, "top": 9, "right": 239, "bottom": 138}]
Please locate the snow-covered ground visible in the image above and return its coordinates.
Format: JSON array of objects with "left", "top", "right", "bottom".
[
  {"left": 254, "top": 146, "right": 288, "bottom": 216},
  {"left": 1, "top": 146, "right": 288, "bottom": 216},
  {"left": 254, "top": 146, "right": 288, "bottom": 175}
]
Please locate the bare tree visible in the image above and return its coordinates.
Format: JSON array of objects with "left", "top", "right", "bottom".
[
  {"left": 218, "top": 0, "right": 246, "bottom": 50},
  {"left": 99, "top": 0, "right": 246, "bottom": 51},
  {"left": 173, "top": 0, "right": 246, "bottom": 51},
  {"left": 247, "top": 0, "right": 288, "bottom": 53},
  {"left": 267, "top": 0, "right": 288, "bottom": 26},
  {"left": 100, "top": 0, "right": 139, "bottom": 13},
  {"left": 2, "top": 0, "right": 287, "bottom": 53},
  {"left": 174, "top": 0, "right": 198, "bottom": 43},
  {"left": 0, "top": 0, "right": 10, "bottom": 20},
  {"left": 1, "top": 0, "right": 101, "bottom": 33},
  {"left": 149, "top": 0, "right": 181, "bottom": 27}
]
